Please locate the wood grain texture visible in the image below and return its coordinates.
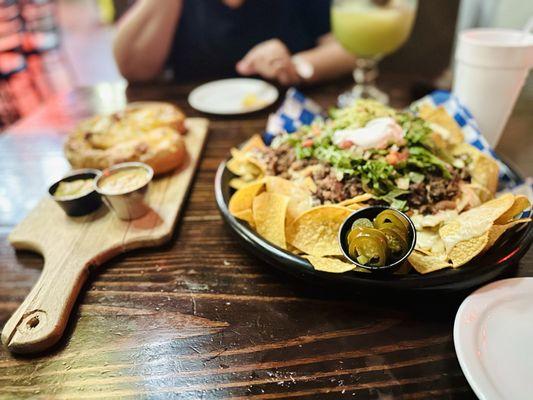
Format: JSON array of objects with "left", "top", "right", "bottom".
[
  {"left": 1, "top": 119, "right": 208, "bottom": 354},
  {"left": 0, "top": 77, "right": 531, "bottom": 399}
]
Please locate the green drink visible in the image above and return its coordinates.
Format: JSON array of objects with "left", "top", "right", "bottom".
[
  {"left": 332, "top": 0, "right": 418, "bottom": 105},
  {"left": 332, "top": 1, "right": 416, "bottom": 57}
]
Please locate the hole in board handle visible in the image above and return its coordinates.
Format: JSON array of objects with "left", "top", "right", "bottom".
[{"left": 27, "top": 316, "right": 40, "bottom": 329}]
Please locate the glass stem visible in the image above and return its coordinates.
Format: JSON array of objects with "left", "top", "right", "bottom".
[
  {"left": 353, "top": 58, "right": 379, "bottom": 88},
  {"left": 337, "top": 56, "right": 389, "bottom": 106}
]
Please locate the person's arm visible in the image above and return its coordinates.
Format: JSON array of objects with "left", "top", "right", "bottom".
[
  {"left": 113, "top": 0, "right": 183, "bottom": 82},
  {"left": 294, "top": 33, "right": 356, "bottom": 84},
  {"left": 236, "top": 34, "right": 356, "bottom": 86}
]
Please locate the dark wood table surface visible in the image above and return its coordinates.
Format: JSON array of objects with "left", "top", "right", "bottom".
[{"left": 0, "top": 77, "right": 531, "bottom": 399}]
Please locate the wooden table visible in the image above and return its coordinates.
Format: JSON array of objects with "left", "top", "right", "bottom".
[{"left": 0, "top": 77, "right": 531, "bottom": 399}]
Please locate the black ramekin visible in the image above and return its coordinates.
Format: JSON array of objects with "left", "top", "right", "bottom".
[
  {"left": 49, "top": 169, "right": 102, "bottom": 217},
  {"left": 339, "top": 205, "right": 417, "bottom": 273}
]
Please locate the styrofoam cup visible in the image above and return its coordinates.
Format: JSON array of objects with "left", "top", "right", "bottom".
[{"left": 453, "top": 28, "right": 533, "bottom": 147}]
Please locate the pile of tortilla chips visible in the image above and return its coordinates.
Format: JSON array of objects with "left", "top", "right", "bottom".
[
  {"left": 227, "top": 107, "right": 531, "bottom": 276},
  {"left": 226, "top": 135, "right": 267, "bottom": 190},
  {"left": 228, "top": 138, "right": 373, "bottom": 273},
  {"left": 409, "top": 193, "right": 530, "bottom": 274},
  {"left": 229, "top": 178, "right": 373, "bottom": 273}
]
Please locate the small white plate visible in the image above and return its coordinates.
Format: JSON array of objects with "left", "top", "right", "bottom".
[
  {"left": 454, "top": 277, "right": 533, "bottom": 400},
  {"left": 188, "top": 78, "right": 278, "bottom": 115}
]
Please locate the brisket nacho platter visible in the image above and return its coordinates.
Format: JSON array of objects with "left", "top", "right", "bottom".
[{"left": 215, "top": 99, "right": 532, "bottom": 292}]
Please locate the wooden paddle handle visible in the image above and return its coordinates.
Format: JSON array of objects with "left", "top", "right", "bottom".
[{"left": 1, "top": 258, "right": 90, "bottom": 354}]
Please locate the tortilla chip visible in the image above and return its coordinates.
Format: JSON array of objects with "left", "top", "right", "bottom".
[
  {"left": 411, "top": 210, "right": 458, "bottom": 230},
  {"left": 472, "top": 153, "right": 499, "bottom": 196},
  {"left": 480, "top": 193, "right": 516, "bottom": 218},
  {"left": 304, "top": 255, "right": 355, "bottom": 273},
  {"left": 415, "top": 228, "right": 445, "bottom": 254},
  {"left": 228, "top": 147, "right": 266, "bottom": 182},
  {"left": 227, "top": 159, "right": 264, "bottom": 183},
  {"left": 448, "top": 232, "right": 489, "bottom": 268},
  {"left": 440, "top": 193, "right": 515, "bottom": 251},
  {"left": 265, "top": 176, "right": 313, "bottom": 224},
  {"left": 437, "top": 194, "right": 516, "bottom": 267},
  {"left": 287, "top": 243, "right": 305, "bottom": 255},
  {"left": 346, "top": 203, "right": 364, "bottom": 211},
  {"left": 485, "top": 218, "right": 531, "bottom": 251},
  {"left": 229, "top": 177, "right": 251, "bottom": 190},
  {"left": 408, "top": 251, "right": 452, "bottom": 274},
  {"left": 304, "top": 255, "right": 369, "bottom": 273},
  {"left": 453, "top": 143, "right": 499, "bottom": 195},
  {"left": 287, "top": 206, "right": 351, "bottom": 257},
  {"left": 338, "top": 193, "right": 373, "bottom": 206},
  {"left": 303, "top": 177, "right": 317, "bottom": 193},
  {"left": 252, "top": 192, "right": 290, "bottom": 249},
  {"left": 233, "top": 209, "right": 255, "bottom": 227},
  {"left": 229, "top": 180, "right": 265, "bottom": 216},
  {"left": 419, "top": 105, "right": 464, "bottom": 146},
  {"left": 240, "top": 134, "right": 267, "bottom": 153},
  {"left": 494, "top": 195, "right": 531, "bottom": 225}
]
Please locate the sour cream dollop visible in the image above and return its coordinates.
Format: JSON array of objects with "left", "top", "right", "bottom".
[{"left": 333, "top": 117, "right": 404, "bottom": 150}]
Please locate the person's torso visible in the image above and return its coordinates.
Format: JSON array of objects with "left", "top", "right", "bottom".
[{"left": 168, "top": 0, "right": 331, "bottom": 80}]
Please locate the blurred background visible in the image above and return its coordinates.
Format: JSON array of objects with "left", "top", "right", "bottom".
[{"left": 0, "top": 0, "right": 531, "bottom": 130}]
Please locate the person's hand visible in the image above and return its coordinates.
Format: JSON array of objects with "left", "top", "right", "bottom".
[{"left": 236, "top": 39, "right": 301, "bottom": 86}]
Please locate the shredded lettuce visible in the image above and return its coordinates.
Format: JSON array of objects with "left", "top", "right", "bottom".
[
  {"left": 407, "top": 147, "right": 452, "bottom": 179},
  {"left": 408, "top": 171, "right": 425, "bottom": 184},
  {"left": 278, "top": 99, "right": 464, "bottom": 208},
  {"left": 375, "top": 188, "right": 410, "bottom": 211}
]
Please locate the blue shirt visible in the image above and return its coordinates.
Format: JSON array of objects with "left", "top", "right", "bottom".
[{"left": 168, "top": 0, "right": 331, "bottom": 80}]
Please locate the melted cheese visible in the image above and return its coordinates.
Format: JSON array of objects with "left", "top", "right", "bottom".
[
  {"left": 440, "top": 207, "right": 494, "bottom": 254},
  {"left": 98, "top": 167, "right": 149, "bottom": 195}
]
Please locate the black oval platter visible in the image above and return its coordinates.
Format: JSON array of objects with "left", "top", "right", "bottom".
[{"left": 215, "top": 158, "right": 533, "bottom": 293}]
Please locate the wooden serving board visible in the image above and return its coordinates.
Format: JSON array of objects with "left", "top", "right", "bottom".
[{"left": 1, "top": 118, "right": 209, "bottom": 354}]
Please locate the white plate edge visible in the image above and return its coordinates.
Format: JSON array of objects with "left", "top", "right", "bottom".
[
  {"left": 187, "top": 78, "right": 278, "bottom": 115},
  {"left": 454, "top": 277, "right": 533, "bottom": 400}
]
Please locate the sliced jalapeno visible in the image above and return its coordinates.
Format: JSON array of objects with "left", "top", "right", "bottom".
[
  {"left": 381, "top": 227, "right": 408, "bottom": 255},
  {"left": 351, "top": 236, "right": 387, "bottom": 267},
  {"left": 351, "top": 218, "right": 373, "bottom": 230},
  {"left": 345, "top": 210, "right": 411, "bottom": 267},
  {"left": 374, "top": 210, "right": 409, "bottom": 236}
]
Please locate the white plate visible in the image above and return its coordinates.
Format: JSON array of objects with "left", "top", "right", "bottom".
[
  {"left": 188, "top": 78, "right": 278, "bottom": 115},
  {"left": 454, "top": 278, "right": 533, "bottom": 400}
]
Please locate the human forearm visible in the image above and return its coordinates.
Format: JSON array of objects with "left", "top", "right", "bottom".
[
  {"left": 113, "top": 0, "right": 183, "bottom": 81},
  {"left": 295, "top": 34, "right": 356, "bottom": 84}
]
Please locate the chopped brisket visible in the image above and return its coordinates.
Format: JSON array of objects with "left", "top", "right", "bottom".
[
  {"left": 312, "top": 165, "right": 365, "bottom": 204},
  {"left": 408, "top": 169, "right": 470, "bottom": 214},
  {"left": 262, "top": 144, "right": 317, "bottom": 179},
  {"left": 262, "top": 143, "right": 297, "bottom": 179},
  {"left": 259, "top": 144, "right": 470, "bottom": 214}
]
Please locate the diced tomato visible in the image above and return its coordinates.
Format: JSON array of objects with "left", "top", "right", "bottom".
[
  {"left": 386, "top": 151, "right": 399, "bottom": 165},
  {"left": 398, "top": 149, "right": 409, "bottom": 161},
  {"left": 302, "top": 139, "right": 314, "bottom": 148},
  {"left": 386, "top": 149, "right": 409, "bottom": 165},
  {"left": 338, "top": 140, "right": 353, "bottom": 149}
]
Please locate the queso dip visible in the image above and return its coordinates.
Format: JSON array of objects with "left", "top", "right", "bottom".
[{"left": 98, "top": 166, "right": 150, "bottom": 195}]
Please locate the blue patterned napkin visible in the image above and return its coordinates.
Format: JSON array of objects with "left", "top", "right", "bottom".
[
  {"left": 263, "top": 88, "right": 526, "bottom": 192},
  {"left": 264, "top": 88, "right": 325, "bottom": 145},
  {"left": 411, "top": 90, "right": 522, "bottom": 190}
]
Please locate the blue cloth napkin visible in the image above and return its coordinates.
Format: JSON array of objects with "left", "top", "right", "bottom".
[
  {"left": 264, "top": 88, "right": 324, "bottom": 145},
  {"left": 264, "top": 88, "right": 526, "bottom": 192}
]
